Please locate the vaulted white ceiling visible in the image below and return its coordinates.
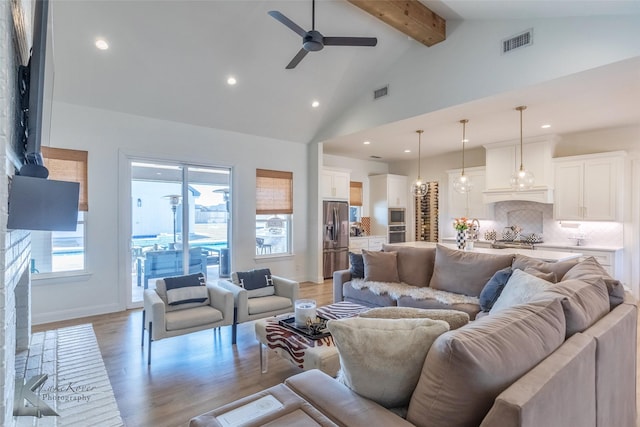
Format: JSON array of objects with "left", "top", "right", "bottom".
[{"left": 48, "top": 0, "right": 640, "bottom": 161}]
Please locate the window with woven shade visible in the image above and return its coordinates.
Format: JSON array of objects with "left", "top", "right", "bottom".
[
  {"left": 256, "top": 169, "right": 293, "bottom": 256},
  {"left": 32, "top": 147, "right": 89, "bottom": 276},
  {"left": 42, "top": 146, "right": 88, "bottom": 211},
  {"left": 349, "top": 181, "right": 363, "bottom": 206}
]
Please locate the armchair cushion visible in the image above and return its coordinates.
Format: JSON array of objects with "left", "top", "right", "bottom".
[
  {"left": 165, "top": 305, "right": 223, "bottom": 331},
  {"left": 248, "top": 295, "right": 293, "bottom": 316},
  {"left": 163, "top": 273, "right": 209, "bottom": 306},
  {"left": 233, "top": 268, "right": 275, "bottom": 298},
  {"left": 156, "top": 275, "right": 210, "bottom": 312}
]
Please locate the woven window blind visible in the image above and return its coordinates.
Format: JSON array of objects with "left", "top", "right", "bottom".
[
  {"left": 350, "top": 181, "right": 363, "bottom": 206},
  {"left": 256, "top": 169, "right": 293, "bottom": 214},
  {"left": 41, "top": 146, "right": 89, "bottom": 211}
]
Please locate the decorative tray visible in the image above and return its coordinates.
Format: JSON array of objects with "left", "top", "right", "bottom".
[{"left": 278, "top": 316, "right": 331, "bottom": 339}]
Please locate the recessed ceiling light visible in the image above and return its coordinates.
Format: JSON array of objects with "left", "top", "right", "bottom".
[
  {"left": 462, "top": 139, "right": 469, "bottom": 143},
  {"left": 311, "top": 100, "right": 320, "bottom": 108},
  {"left": 95, "top": 39, "right": 109, "bottom": 50},
  {"left": 404, "top": 149, "right": 411, "bottom": 153},
  {"left": 363, "top": 141, "right": 371, "bottom": 145},
  {"left": 541, "top": 124, "right": 551, "bottom": 129},
  {"left": 227, "top": 76, "right": 237, "bottom": 85}
]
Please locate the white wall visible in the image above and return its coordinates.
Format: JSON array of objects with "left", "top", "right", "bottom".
[
  {"left": 316, "top": 16, "right": 640, "bottom": 142},
  {"left": 32, "top": 102, "right": 309, "bottom": 324}
]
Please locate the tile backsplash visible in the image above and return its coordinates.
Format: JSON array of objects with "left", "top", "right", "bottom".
[{"left": 478, "top": 201, "right": 623, "bottom": 247}]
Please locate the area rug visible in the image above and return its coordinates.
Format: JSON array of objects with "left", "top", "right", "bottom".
[{"left": 15, "top": 324, "right": 124, "bottom": 427}]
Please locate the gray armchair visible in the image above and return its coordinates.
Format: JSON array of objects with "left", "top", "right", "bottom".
[
  {"left": 217, "top": 273, "right": 299, "bottom": 344},
  {"left": 142, "top": 275, "right": 234, "bottom": 364}
]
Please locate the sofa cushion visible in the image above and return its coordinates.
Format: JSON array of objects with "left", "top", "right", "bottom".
[
  {"left": 490, "top": 269, "right": 552, "bottom": 314},
  {"left": 513, "top": 254, "right": 578, "bottom": 283},
  {"left": 532, "top": 277, "right": 610, "bottom": 338},
  {"left": 233, "top": 268, "right": 275, "bottom": 298},
  {"left": 562, "top": 256, "right": 625, "bottom": 310},
  {"left": 407, "top": 298, "right": 566, "bottom": 427},
  {"left": 383, "top": 244, "right": 436, "bottom": 287},
  {"left": 358, "top": 306, "right": 469, "bottom": 330},
  {"left": 523, "top": 267, "right": 557, "bottom": 283},
  {"left": 349, "top": 252, "right": 365, "bottom": 279},
  {"left": 362, "top": 250, "right": 400, "bottom": 283},
  {"left": 327, "top": 317, "right": 449, "bottom": 408},
  {"left": 396, "top": 296, "right": 481, "bottom": 321},
  {"left": 429, "top": 244, "right": 514, "bottom": 297},
  {"left": 342, "top": 281, "right": 397, "bottom": 307},
  {"left": 479, "top": 266, "right": 513, "bottom": 312}
]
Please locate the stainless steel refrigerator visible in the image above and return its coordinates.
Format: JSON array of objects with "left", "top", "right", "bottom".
[{"left": 323, "top": 201, "right": 350, "bottom": 279}]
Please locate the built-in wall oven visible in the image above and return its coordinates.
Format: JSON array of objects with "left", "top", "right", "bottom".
[
  {"left": 389, "top": 225, "right": 406, "bottom": 243},
  {"left": 388, "top": 208, "right": 406, "bottom": 225}
]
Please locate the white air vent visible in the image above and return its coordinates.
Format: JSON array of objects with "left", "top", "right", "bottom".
[
  {"left": 502, "top": 29, "right": 533, "bottom": 54},
  {"left": 373, "top": 85, "right": 388, "bottom": 100}
]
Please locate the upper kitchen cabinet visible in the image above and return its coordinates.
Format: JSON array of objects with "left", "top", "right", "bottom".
[
  {"left": 554, "top": 152, "right": 625, "bottom": 221},
  {"left": 371, "top": 174, "right": 408, "bottom": 208},
  {"left": 322, "top": 168, "right": 350, "bottom": 200},
  {"left": 447, "top": 166, "right": 494, "bottom": 219},
  {"left": 483, "top": 137, "right": 558, "bottom": 204},
  {"left": 369, "top": 174, "right": 408, "bottom": 235}
]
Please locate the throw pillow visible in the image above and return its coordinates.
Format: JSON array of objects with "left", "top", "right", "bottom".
[
  {"left": 512, "top": 254, "right": 578, "bottom": 283},
  {"left": 233, "top": 268, "right": 275, "bottom": 298},
  {"left": 382, "top": 244, "right": 436, "bottom": 287},
  {"left": 407, "top": 298, "right": 566, "bottom": 427},
  {"left": 362, "top": 250, "right": 400, "bottom": 283},
  {"left": 523, "top": 267, "right": 557, "bottom": 283},
  {"left": 163, "top": 273, "right": 209, "bottom": 306},
  {"left": 349, "top": 252, "right": 365, "bottom": 279},
  {"left": 532, "top": 277, "right": 609, "bottom": 338},
  {"left": 489, "top": 269, "right": 552, "bottom": 314},
  {"left": 562, "top": 256, "right": 625, "bottom": 310},
  {"left": 478, "top": 266, "right": 513, "bottom": 312},
  {"left": 429, "top": 244, "right": 514, "bottom": 297},
  {"left": 327, "top": 317, "right": 449, "bottom": 408},
  {"left": 358, "top": 306, "right": 469, "bottom": 330}
]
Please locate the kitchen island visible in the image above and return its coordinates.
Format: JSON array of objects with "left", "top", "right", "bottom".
[{"left": 392, "top": 241, "right": 581, "bottom": 262}]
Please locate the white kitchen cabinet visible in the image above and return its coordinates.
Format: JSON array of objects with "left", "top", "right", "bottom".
[
  {"left": 553, "top": 152, "right": 625, "bottom": 221},
  {"left": 536, "top": 245, "right": 623, "bottom": 280},
  {"left": 322, "top": 168, "right": 350, "bottom": 200},
  {"left": 483, "top": 137, "right": 557, "bottom": 203},
  {"left": 369, "top": 174, "right": 408, "bottom": 236},
  {"left": 349, "top": 236, "right": 387, "bottom": 253},
  {"left": 447, "top": 167, "right": 493, "bottom": 220}
]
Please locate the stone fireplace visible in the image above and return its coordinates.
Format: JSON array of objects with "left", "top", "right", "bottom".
[{"left": 1, "top": 0, "right": 34, "bottom": 424}]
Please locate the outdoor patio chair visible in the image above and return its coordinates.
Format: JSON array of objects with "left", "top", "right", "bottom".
[{"left": 142, "top": 273, "right": 234, "bottom": 364}]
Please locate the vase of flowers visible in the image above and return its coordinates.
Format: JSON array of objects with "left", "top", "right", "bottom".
[{"left": 453, "top": 217, "right": 472, "bottom": 250}]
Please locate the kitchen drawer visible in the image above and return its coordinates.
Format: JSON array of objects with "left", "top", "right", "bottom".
[
  {"left": 368, "top": 238, "right": 386, "bottom": 251},
  {"left": 576, "top": 249, "right": 613, "bottom": 266}
]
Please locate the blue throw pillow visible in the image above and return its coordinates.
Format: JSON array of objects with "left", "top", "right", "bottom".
[
  {"left": 479, "top": 266, "right": 513, "bottom": 312},
  {"left": 349, "top": 252, "right": 364, "bottom": 279}
]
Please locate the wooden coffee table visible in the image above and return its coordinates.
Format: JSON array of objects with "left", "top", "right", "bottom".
[{"left": 254, "top": 301, "right": 368, "bottom": 377}]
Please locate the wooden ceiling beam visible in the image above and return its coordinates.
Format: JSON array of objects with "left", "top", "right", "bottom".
[{"left": 347, "top": 0, "right": 446, "bottom": 47}]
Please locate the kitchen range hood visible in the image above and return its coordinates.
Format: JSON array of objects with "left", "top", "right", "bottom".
[{"left": 483, "top": 187, "right": 554, "bottom": 204}]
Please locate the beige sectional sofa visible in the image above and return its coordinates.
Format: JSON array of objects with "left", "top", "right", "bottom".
[{"left": 190, "top": 245, "right": 637, "bottom": 427}]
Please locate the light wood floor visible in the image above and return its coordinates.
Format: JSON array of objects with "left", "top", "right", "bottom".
[
  {"left": 32, "top": 281, "right": 334, "bottom": 427},
  {"left": 33, "top": 281, "right": 640, "bottom": 427}
]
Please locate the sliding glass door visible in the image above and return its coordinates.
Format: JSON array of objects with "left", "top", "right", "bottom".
[{"left": 130, "top": 160, "right": 231, "bottom": 304}]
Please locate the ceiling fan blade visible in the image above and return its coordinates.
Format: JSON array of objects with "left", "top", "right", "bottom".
[
  {"left": 268, "top": 11, "right": 307, "bottom": 38},
  {"left": 323, "top": 37, "right": 378, "bottom": 47},
  {"left": 286, "top": 48, "right": 309, "bottom": 69}
]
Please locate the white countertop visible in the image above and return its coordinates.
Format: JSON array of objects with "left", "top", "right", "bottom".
[
  {"left": 390, "top": 242, "right": 582, "bottom": 262},
  {"left": 442, "top": 237, "right": 623, "bottom": 252}
]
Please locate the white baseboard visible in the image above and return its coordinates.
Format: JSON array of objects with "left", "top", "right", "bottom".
[{"left": 32, "top": 302, "right": 124, "bottom": 325}]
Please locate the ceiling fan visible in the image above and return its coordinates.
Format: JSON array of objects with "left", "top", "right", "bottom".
[{"left": 268, "top": 0, "right": 378, "bottom": 69}]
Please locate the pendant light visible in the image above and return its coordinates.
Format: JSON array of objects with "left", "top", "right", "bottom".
[
  {"left": 510, "top": 105, "right": 535, "bottom": 190},
  {"left": 410, "top": 130, "right": 428, "bottom": 197},
  {"left": 452, "top": 119, "right": 473, "bottom": 194}
]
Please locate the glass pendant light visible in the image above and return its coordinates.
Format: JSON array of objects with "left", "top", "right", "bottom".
[
  {"left": 510, "top": 105, "right": 535, "bottom": 190},
  {"left": 452, "top": 119, "right": 473, "bottom": 194},
  {"left": 410, "top": 130, "right": 428, "bottom": 197}
]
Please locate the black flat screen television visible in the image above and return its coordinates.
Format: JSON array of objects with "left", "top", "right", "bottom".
[{"left": 7, "top": 175, "right": 79, "bottom": 231}]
